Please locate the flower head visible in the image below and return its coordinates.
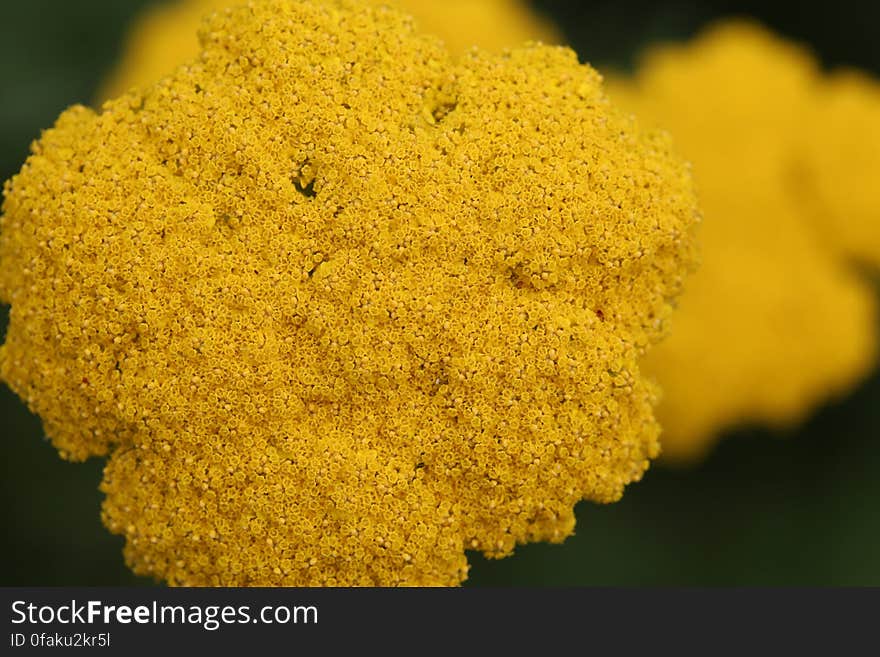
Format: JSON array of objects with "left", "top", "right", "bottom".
[
  {"left": 100, "top": 0, "right": 562, "bottom": 101},
  {"left": 0, "top": 0, "right": 698, "bottom": 585},
  {"left": 607, "top": 20, "right": 878, "bottom": 461},
  {"left": 798, "top": 70, "right": 880, "bottom": 269}
]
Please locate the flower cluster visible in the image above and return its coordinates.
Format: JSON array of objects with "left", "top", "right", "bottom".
[
  {"left": 798, "top": 70, "right": 880, "bottom": 269},
  {"left": 100, "top": 0, "right": 562, "bottom": 101},
  {"left": 607, "top": 21, "right": 878, "bottom": 461},
  {"left": 0, "top": 0, "right": 698, "bottom": 584}
]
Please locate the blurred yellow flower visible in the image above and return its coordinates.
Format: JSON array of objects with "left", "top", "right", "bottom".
[
  {"left": 797, "top": 70, "right": 880, "bottom": 269},
  {"left": 607, "top": 20, "right": 879, "bottom": 462},
  {"left": 100, "top": 0, "right": 562, "bottom": 101}
]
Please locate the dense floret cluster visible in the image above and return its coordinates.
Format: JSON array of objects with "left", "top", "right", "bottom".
[
  {"left": 100, "top": 0, "right": 562, "bottom": 100},
  {"left": 0, "top": 0, "right": 699, "bottom": 584}
]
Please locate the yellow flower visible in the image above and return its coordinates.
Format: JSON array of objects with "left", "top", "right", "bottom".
[
  {"left": 797, "top": 70, "right": 880, "bottom": 269},
  {"left": 607, "top": 20, "right": 878, "bottom": 462},
  {"left": 99, "top": 0, "right": 562, "bottom": 101},
  {"left": 0, "top": 0, "right": 698, "bottom": 585}
]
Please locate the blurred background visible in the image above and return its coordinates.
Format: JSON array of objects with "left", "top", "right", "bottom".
[{"left": 1, "top": 0, "right": 878, "bottom": 586}]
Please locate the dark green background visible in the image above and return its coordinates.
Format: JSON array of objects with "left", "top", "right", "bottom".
[{"left": 1, "top": 0, "right": 878, "bottom": 586}]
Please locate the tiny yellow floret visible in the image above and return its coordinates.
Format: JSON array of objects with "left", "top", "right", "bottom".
[{"left": 0, "top": 0, "right": 698, "bottom": 585}]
